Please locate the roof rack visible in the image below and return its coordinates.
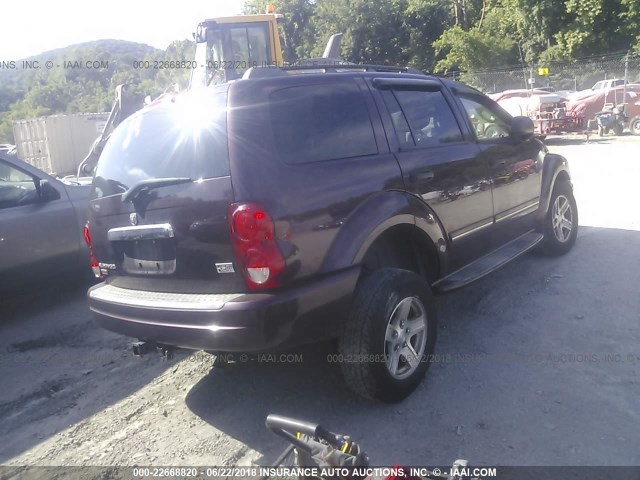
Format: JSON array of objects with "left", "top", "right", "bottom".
[
  {"left": 242, "top": 63, "right": 427, "bottom": 80},
  {"left": 285, "top": 63, "right": 426, "bottom": 74}
]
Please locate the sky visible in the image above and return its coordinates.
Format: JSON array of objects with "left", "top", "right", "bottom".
[{"left": 0, "top": 0, "right": 246, "bottom": 60}]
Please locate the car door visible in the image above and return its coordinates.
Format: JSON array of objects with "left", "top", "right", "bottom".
[
  {"left": 452, "top": 88, "right": 543, "bottom": 244},
  {"left": 371, "top": 78, "right": 495, "bottom": 271},
  {"left": 0, "top": 158, "right": 80, "bottom": 284}
]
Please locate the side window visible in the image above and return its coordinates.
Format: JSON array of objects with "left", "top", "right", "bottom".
[
  {"left": 269, "top": 82, "right": 378, "bottom": 164},
  {"left": 459, "top": 96, "right": 511, "bottom": 141},
  {"left": 388, "top": 89, "right": 463, "bottom": 148},
  {"left": 0, "top": 161, "right": 39, "bottom": 209},
  {"left": 381, "top": 90, "right": 413, "bottom": 150}
]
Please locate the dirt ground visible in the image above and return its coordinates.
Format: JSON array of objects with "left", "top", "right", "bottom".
[{"left": 1, "top": 134, "right": 639, "bottom": 469}]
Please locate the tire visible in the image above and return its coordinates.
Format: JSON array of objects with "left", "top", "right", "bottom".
[
  {"left": 338, "top": 268, "right": 437, "bottom": 403},
  {"left": 613, "top": 122, "right": 624, "bottom": 136},
  {"left": 630, "top": 116, "right": 640, "bottom": 136},
  {"left": 540, "top": 181, "right": 578, "bottom": 256}
]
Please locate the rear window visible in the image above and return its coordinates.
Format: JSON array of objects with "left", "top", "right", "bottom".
[
  {"left": 92, "top": 90, "right": 229, "bottom": 199},
  {"left": 269, "top": 82, "right": 377, "bottom": 164}
]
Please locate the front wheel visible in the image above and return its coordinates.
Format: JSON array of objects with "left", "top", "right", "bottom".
[
  {"left": 339, "top": 268, "right": 437, "bottom": 403},
  {"left": 540, "top": 181, "right": 578, "bottom": 255},
  {"left": 629, "top": 116, "right": 640, "bottom": 136}
]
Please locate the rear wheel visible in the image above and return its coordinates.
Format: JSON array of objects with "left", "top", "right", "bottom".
[
  {"left": 339, "top": 268, "right": 437, "bottom": 403},
  {"left": 540, "top": 181, "right": 578, "bottom": 256}
]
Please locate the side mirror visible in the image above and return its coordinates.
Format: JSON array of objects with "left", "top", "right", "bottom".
[
  {"left": 510, "top": 116, "right": 534, "bottom": 140},
  {"left": 36, "top": 179, "right": 61, "bottom": 202}
]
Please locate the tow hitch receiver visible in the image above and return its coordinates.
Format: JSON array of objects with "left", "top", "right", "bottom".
[
  {"left": 132, "top": 341, "right": 174, "bottom": 360},
  {"left": 132, "top": 341, "right": 153, "bottom": 356}
]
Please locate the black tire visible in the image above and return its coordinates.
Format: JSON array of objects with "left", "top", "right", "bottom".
[
  {"left": 338, "top": 268, "right": 437, "bottom": 403},
  {"left": 629, "top": 116, "right": 640, "bottom": 136},
  {"left": 540, "top": 181, "right": 578, "bottom": 256},
  {"left": 613, "top": 122, "right": 624, "bottom": 136}
]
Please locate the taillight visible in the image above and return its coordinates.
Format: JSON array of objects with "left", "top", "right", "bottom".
[
  {"left": 83, "top": 222, "right": 103, "bottom": 279},
  {"left": 228, "top": 203, "right": 285, "bottom": 290}
]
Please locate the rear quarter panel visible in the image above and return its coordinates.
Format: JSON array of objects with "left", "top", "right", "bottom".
[{"left": 227, "top": 76, "right": 406, "bottom": 284}]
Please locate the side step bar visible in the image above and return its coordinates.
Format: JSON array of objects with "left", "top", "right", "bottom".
[{"left": 433, "top": 231, "right": 544, "bottom": 293}]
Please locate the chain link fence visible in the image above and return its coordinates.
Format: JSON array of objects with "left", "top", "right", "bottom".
[{"left": 448, "top": 52, "right": 640, "bottom": 94}]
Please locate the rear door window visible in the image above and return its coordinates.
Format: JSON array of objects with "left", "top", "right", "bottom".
[
  {"left": 382, "top": 89, "right": 463, "bottom": 148},
  {"left": 269, "top": 82, "right": 378, "bottom": 164}
]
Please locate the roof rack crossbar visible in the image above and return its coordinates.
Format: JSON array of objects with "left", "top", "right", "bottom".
[
  {"left": 280, "top": 64, "right": 427, "bottom": 75},
  {"left": 242, "top": 64, "right": 429, "bottom": 80}
]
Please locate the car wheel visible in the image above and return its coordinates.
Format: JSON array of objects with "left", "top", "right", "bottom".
[
  {"left": 629, "top": 116, "right": 640, "bottom": 136},
  {"left": 613, "top": 122, "right": 624, "bottom": 136},
  {"left": 339, "top": 268, "right": 437, "bottom": 402},
  {"left": 540, "top": 181, "right": 578, "bottom": 256}
]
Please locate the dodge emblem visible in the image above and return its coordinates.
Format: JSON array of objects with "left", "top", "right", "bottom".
[{"left": 130, "top": 212, "right": 138, "bottom": 226}]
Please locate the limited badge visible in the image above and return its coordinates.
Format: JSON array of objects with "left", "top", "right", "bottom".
[{"left": 130, "top": 212, "right": 138, "bottom": 226}]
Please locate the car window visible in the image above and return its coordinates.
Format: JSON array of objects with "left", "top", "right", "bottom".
[
  {"left": 0, "top": 161, "right": 39, "bottom": 209},
  {"left": 459, "top": 96, "right": 511, "bottom": 141},
  {"left": 269, "top": 82, "right": 378, "bottom": 164},
  {"left": 92, "top": 90, "right": 229, "bottom": 200},
  {"left": 380, "top": 90, "right": 414, "bottom": 150},
  {"left": 388, "top": 89, "right": 463, "bottom": 148}
]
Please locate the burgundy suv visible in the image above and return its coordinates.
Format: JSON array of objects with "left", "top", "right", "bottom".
[{"left": 86, "top": 66, "right": 578, "bottom": 402}]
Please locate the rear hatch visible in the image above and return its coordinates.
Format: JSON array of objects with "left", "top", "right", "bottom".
[{"left": 88, "top": 87, "right": 246, "bottom": 294}]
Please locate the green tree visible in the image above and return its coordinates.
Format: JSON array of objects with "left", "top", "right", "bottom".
[
  {"left": 243, "top": 0, "right": 316, "bottom": 62},
  {"left": 433, "top": 25, "right": 515, "bottom": 73}
]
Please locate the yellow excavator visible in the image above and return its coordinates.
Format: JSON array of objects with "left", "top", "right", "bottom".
[
  {"left": 190, "top": 7, "right": 285, "bottom": 87},
  {"left": 78, "top": 6, "right": 342, "bottom": 175}
]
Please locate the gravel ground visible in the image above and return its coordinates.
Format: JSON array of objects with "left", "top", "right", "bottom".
[{"left": 1, "top": 135, "right": 639, "bottom": 469}]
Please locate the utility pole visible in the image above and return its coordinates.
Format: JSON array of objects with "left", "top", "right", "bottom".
[{"left": 622, "top": 51, "right": 629, "bottom": 113}]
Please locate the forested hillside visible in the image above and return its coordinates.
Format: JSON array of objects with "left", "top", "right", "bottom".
[
  {"left": 0, "top": 39, "right": 194, "bottom": 142},
  {"left": 2, "top": 0, "right": 640, "bottom": 143}
]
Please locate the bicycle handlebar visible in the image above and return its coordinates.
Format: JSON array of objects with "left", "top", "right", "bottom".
[{"left": 265, "top": 414, "right": 344, "bottom": 450}]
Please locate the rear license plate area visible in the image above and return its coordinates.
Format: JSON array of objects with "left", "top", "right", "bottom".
[{"left": 116, "top": 238, "right": 177, "bottom": 275}]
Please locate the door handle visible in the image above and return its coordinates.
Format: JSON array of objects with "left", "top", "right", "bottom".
[{"left": 409, "top": 170, "right": 435, "bottom": 183}]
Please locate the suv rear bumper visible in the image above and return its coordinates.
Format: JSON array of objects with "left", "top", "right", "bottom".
[{"left": 88, "top": 267, "right": 359, "bottom": 352}]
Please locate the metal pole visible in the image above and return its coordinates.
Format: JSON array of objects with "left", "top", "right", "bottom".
[
  {"left": 530, "top": 66, "right": 534, "bottom": 93},
  {"left": 622, "top": 51, "right": 629, "bottom": 113},
  {"left": 517, "top": 43, "right": 527, "bottom": 89}
]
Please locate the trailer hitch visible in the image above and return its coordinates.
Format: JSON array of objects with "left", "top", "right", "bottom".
[{"left": 132, "top": 341, "right": 174, "bottom": 360}]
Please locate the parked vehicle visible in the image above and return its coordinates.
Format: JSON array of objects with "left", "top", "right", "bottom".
[
  {"left": 591, "top": 78, "right": 626, "bottom": 91},
  {"left": 86, "top": 64, "right": 578, "bottom": 402},
  {"left": 0, "top": 152, "right": 92, "bottom": 289},
  {"left": 595, "top": 105, "right": 626, "bottom": 136},
  {"left": 566, "top": 84, "right": 640, "bottom": 134}
]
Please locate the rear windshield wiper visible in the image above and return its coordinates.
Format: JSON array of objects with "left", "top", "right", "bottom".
[{"left": 121, "top": 177, "right": 192, "bottom": 203}]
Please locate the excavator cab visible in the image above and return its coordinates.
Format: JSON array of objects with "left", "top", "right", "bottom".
[{"left": 191, "top": 13, "right": 284, "bottom": 87}]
